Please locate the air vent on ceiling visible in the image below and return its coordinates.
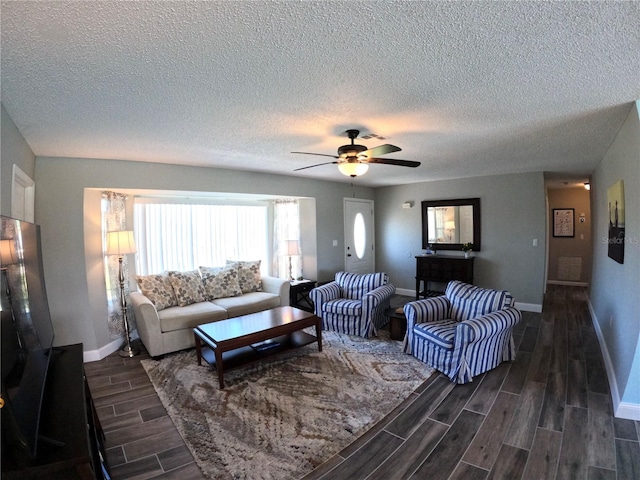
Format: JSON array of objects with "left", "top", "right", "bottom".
[{"left": 359, "top": 133, "right": 386, "bottom": 140}]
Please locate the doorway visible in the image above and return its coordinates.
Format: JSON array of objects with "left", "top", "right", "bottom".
[
  {"left": 546, "top": 183, "right": 592, "bottom": 287},
  {"left": 344, "top": 198, "right": 374, "bottom": 274}
]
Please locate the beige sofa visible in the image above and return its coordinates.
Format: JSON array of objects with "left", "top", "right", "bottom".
[{"left": 131, "top": 275, "right": 289, "bottom": 357}]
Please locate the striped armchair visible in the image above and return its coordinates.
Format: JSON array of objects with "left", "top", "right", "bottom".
[
  {"left": 403, "top": 280, "right": 521, "bottom": 384},
  {"left": 310, "top": 271, "right": 395, "bottom": 337}
]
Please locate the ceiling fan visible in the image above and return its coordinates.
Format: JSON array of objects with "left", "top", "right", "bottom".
[{"left": 292, "top": 129, "right": 421, "bottom": 177}]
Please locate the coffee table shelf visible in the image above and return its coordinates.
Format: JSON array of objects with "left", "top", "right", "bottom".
[
  {"left": 194, "top": 306, "right": 322, "bottom": 388},
  {"left": 198, "top": 330, "right": 318, "bottom": 372}
]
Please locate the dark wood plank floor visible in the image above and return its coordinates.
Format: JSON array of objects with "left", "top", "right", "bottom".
[{"left": 85, "top": 285, "right": 640, "bottom": 479}]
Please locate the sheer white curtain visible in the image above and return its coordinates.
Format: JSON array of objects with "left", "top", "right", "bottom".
[
  {"left": 133, "top": 200, "right": 268, "bottom": 275},
  {"left": 102, "top": 191, "right": 131, "bottom": 338},
  {"left": 273, "top": 199, "right": 301, "bottom": 280}
]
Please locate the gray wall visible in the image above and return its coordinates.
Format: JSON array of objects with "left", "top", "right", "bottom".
[
  {"left": 547, "top": 187, "right": 592, "bottom": 284},
  {"left": 590, "top": 101, "right": 640, "bottom": 414},
  {"left": 35, "top": 156, "right": 373, "bottom": 351},
  {"left": 375, "top": 172, "right": 547, "bottom": 307},
  {"left": 1, "top": 104, "right": 36, "bottom": 216}
]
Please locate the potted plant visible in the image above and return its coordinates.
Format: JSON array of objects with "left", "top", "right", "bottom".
[{"left": 462, "top": 243, "right": 473, "bottom": 258}]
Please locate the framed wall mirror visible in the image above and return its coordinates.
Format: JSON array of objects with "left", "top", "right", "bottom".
[{"left": 421, "top": 198, "right": 481, "bottom": 251}]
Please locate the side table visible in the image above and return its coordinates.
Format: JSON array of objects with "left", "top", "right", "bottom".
[
  {"left": 385, "top": 307, "right": 407, "bottom": 341},
  {"left": 290, "top": 279, "right": 316, "bottom": 312}
]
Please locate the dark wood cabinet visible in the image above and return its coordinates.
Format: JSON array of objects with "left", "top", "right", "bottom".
[
  {"left": 415, "top": 255, "right": 474, "bottom": 299},
  {"left": 2, "top": 343, "right": 110, "bottom": 479},
  {"left": 289, "top": 280, "right": 316, "bottom": 312}
]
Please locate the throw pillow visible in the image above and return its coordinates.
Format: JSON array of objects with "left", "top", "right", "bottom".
[
  {"left": 226, "top": 260, "right": 262, "bottom": 293},
  {"left": 199, "top": 265, "right": 243, "bottom": 300},
  {"left": 167, "top": 270, "right": 206, "bottom": 307},
  {"left": 135, "top": 274, "right": 177, "bottom": 311}
]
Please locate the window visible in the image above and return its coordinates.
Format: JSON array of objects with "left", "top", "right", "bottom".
[
  {"left": 353, "top": 212, "right": 366, "bottom": 259},
  {"left": 134, "top": 200, "right": 268, "bottom": 275}
]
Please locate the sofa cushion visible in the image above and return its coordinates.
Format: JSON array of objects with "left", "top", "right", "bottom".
[
  {"left": 157, "top": 301, "right": 228, "bottom": 333},
  {"left": 322, "top": 298, "right": 363, "bottom": 316},
  {"left": 227, "top": 260, "right": 262, "bottom": 293},
  {"left": 134, "top": 273, "right": 177, "bottom": 311},
  {"left": 335, "top": 271, "right": 387, "bottom": 300},
  {"left": 199, "top": 265, "right": 243, "bottom": 300},
  {"left": 413, "top": 319, "right": 458, "bottom": 350},
  {"left": 211, "top": 292, "right": 279, "bottom": 318},
  {"left": 167, "top": 270, "right": 206, "bottom": 307}
]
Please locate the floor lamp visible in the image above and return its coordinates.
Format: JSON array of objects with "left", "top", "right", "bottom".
[
  {"left": 106, "top": 230, "right": 139, "bottom": 358},
  {"left": 0, "top": 239, "right": 18, "bottom": 298},
  {"left": 286, "top": 240, "right": 300, "bottom": 281},
  {"left": 1, "top": 239, "right": 23, "bottom": 350}
]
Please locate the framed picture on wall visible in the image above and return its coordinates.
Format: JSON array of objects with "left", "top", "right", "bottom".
[
  {"left": 553, "top": 208, "right": 574, "bottom": 237},
  {"left": 607, "top": 180, "right": 625, "bottom": 264}
]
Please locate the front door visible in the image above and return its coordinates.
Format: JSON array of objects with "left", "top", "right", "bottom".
[{"left": 344, "top": 198, "right": 374, "bottom": 274}]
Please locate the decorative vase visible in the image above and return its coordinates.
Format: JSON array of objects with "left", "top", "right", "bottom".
[{"left": 464, "top": 251, "right": 471, "bottom": 259}]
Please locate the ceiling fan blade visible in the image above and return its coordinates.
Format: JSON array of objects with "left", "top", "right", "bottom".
[
  {"left": 293, "top": 161, "right": 339, "bottom": 171},
  {"left": 358, "top": 144, "right": 401, "bottom": 159},
  {"left": 291, "top": 151, "right": 339, "bottom": 159},
  {"left": 367, "top": 158, "right": 421, "bottom": 168}
]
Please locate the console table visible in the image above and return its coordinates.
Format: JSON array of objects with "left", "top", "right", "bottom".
[
  {"left": 415, "top": 255, "right": 474, "bottom": 299},
  {"left": 3, "top": 343, "right": 110, "bottom": 479}
]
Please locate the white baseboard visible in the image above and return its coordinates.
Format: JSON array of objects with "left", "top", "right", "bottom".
[
  {"left": 83, "top": 337, "right": 122, "bottom": 362},
  {"left": 395, "top": 287, "right": 415, "bottom": 297},
  {"left": 514, "top": 302, "right": 543, "bottom": 313},
  {"left": 587, "top": 298, "right": 640, "bottom": 421},
  {"left": 616, "top": 402, "right": 640, "bottom": 420},
  {"left": 82, "top": 331, "right": 140, "bottom": 363},
  {"left": 394, "top": 287, "right": 542, "bottom": 313},
  {"left": 547, "top": 280, "right": 589, "bottom": 287}
]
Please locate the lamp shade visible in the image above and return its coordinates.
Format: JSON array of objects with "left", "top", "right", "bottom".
[
  {"left": 106, "top": 230, "right": 136, "bottom": 256},
  {"left": 0, "top": 239, "right": 18, "bottom": 267},
  {"left": 445, "top": 221, "right": 456, "bottom": 230},
  {"left": 286, "top": 240, "right": 300, "bottom": 256},
  {"left": 338, "top": 162, "right": 369, "bottom": 177}
]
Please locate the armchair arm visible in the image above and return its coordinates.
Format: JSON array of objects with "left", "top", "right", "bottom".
[
  {"left": 449, "top": 306, "right": 522, "bottom": 383},
  {"left": 309, "top": 281, "right": 341, "bottom": 317},
  {"left": 362, "top": 283, "right": 396, "bottom": 336},
  {"left": 363, "top": 283, "right": 396, "bottom": 302},
  {"left": 402, "top": 296, "right": 451, "bottom": 353},
  {"left": 456, "top": 306, "right": 521, "bottom": 343}
]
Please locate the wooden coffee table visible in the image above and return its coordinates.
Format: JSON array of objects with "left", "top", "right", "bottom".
[{"left": 193, "top": 306, "right": 322, "bottom": 389}]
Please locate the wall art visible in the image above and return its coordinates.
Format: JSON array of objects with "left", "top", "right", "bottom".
[
  {"left": 607, "top": 180, "right": 625, "bottom": 264},
  {"left": 553, "top": 208, "right": 574, "bottom": 238}
]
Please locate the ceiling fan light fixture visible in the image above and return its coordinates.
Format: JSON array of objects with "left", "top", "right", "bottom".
[
  {"left": 292, "top": 128, "right": 419, "bottom": 174},
  {"left": 338, "top": 162, "right": 369, "bottom": 177}
]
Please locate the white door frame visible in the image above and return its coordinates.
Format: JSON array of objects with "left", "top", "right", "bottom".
[{"left": 12, "top": 165, "right": 35, "bottom": 222}]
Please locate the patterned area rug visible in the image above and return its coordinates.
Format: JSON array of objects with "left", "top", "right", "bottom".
[{"left": 141, "top": 329, "right": 434, "bottom": 480}]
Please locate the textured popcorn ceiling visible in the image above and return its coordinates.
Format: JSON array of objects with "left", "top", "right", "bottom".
[{"left": 1, "top": 1, "right": 639, "bottom": 187}]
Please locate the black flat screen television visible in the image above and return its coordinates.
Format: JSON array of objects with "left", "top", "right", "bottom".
[{"left": 1, "top": 215, "right": 55, "bottom": 460}]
